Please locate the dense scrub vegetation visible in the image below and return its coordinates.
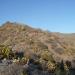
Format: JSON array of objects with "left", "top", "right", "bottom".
[{"left": 0, "top": 45, "right": 75, "bottom": 75}]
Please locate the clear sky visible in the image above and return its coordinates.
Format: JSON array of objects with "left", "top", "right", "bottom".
[{"left": 0, "top": 0, "right": 75, "bottom": 33}]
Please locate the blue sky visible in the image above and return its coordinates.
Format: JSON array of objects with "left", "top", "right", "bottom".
[{"left": 0, "top": 0, "right": 75, "bottom": 33}]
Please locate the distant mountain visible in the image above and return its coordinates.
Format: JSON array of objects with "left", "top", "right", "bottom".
[{"left": 0, "top": 21, "right": 75, "bottom": 62}]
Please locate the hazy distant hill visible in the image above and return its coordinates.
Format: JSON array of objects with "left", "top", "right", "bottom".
[{"left": 0, "top": 21, "right": 75, "bottom": 62}]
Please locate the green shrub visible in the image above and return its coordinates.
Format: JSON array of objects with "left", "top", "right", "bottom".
[{"left": 0, "top": 45, "right": 12, "bottom": 58}]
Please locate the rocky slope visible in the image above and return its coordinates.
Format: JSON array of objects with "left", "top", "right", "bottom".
[{"left": 0, "top": 21, "right": 75, "bottom": 62}]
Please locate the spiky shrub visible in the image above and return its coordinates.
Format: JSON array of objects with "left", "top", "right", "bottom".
[
  {"left": 47, "top": 60, "right": 55, "bottom": 72},
  {"left": 0, "top": 45, "right": 11, "bottom": 59}
]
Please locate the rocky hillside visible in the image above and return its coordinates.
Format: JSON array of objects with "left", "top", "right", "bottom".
[{"left": 0, "top": 21, "right": 75, "bottom": 62}]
